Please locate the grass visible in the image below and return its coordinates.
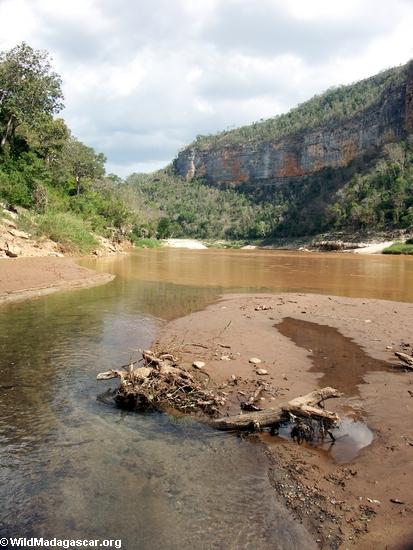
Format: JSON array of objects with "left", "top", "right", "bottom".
[
  {"left": 34, "top": 211, "right": 97, "bottom": 254},
  {"left": 203, "top": 239, "right": 250, "bottom": 249},
  {"left": 383, "top": 242, "right": 413, "bottom": 255},
  {"left": 131, "top": 237, "right": 164, "bottom": 249}
]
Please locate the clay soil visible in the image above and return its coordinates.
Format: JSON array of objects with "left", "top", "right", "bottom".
[
  {"left": 153, "top": 293, "right": 413, "bottom": 550},
  {"left": 0, "top": 256, "right": 114, "bottom": 305}
]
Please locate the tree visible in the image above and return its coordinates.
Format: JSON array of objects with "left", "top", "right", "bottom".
[
  {"left": 61, "top": 138, "right": 106, "bottom": 195},
  {"left": 0, "top": 42, "right": 64, "bottom": 151},
  {"left": 22, "top": 116, "right": 70, "bottom": 164}
]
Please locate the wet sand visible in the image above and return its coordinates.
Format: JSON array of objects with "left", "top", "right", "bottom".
[
  {"left": 153, "top": 293, "right": 413, "bottom": 549},
  {"left": 0, "top": 256, "right": 114, "bottom": 305}
]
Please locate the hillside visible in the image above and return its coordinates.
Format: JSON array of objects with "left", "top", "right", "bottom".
[{"left": 167, "top": 61, "right": 413, "bottom": 239}]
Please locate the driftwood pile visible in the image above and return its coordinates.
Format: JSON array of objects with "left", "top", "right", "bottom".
[
  {"left": 97, "top": 350, "right": 343, "bottom": 442},
  {"left": 97, "top": 350, "right": 222, "bottom": 416}
]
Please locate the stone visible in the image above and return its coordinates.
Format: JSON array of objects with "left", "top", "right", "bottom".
[
  {"left": 220, "top": 355, "right": 231, "bottom": 361},
  {"left": 192, "top": 361, "right": 205, "bottom": 369},
  {"left": 8, "top": 228, "right": 30, "bottom": 239},
  {"left": 249, "top": 357, "right": 262, "bottom": 364},
  {"left": 5, "top": 243, "right": 20, "bottom": 257},
  {"left": 256, "top": 369, "right": 268, "bottom": 375}
]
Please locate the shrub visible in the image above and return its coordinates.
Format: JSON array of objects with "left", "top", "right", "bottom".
[
  {"left": 382, "top": 242, "right": 413, "bottom": 255},
  {"left": 35, "top": 211, "right": 97, "bottom": 254}
]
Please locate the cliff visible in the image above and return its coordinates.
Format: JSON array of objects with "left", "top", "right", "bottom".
[{"left": 174, "top": 62, "right": 413, "bottom": 189}]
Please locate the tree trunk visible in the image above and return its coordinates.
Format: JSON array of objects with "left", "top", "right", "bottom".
[
  {"left": 76, "top": 175, "right": 81, "bottom": 195},
  {"left": 211, "top": 387, "right": 342, "bottom": 431},
  {"left": 0, "top": 116, "right": 14, "bottom": 150}
]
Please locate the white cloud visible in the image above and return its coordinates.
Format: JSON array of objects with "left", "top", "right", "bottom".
[{"left": 0, "top": 0, "right": 412, "bottom": 177}]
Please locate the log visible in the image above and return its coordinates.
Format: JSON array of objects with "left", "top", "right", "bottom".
[{"left": 211, "top": 387, "right": 342, "bottom": 431}]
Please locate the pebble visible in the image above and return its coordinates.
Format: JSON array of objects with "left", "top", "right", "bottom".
[
  {"left": 256, "top": 369, "right": 268, "bottom": 375},
  {"left": 221, "top": 355, "right": 231, "bottom": 361},
  {"left": 192, "top": 361, "right": 205, "bottom": 369},
  {"left": 249, "top": 357, "right": 262, "bottom": 364}
]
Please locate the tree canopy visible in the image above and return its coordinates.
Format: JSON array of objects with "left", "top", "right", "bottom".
[{"left": 0, "top": 42, "right": 64, "bottom": 151}]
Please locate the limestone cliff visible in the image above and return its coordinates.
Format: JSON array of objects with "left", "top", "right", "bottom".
[{"left": 174, "top": 63, "right": 413, "bottom": 189}]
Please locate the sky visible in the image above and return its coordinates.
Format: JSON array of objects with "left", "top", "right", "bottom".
[{"left": 0, "top": 0, "right": 412, "bottom": 177}]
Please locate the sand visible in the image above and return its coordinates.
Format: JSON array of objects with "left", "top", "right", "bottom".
[
  {"left": 164, "top": 238, "right": 208, "bottom": 249},
  {"left": 0, "top": 256, "right": 114, "bottom": 305},
  {"left": 153, "top": 293, "right": 413, "bottom": 549}
]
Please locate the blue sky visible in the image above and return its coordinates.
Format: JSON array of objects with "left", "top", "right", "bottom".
[{"left": 1, "top": 0, "right": 412, "bottom": 176}]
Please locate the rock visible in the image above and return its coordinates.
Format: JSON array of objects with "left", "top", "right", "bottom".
[
  {"left": 5, "top": 243, "right": 20, "bottom": 257},
  {"left": 220, "top": 355, "right": 231, "bottom": 361},
  {"left": 249, "top": 357, "right": 262, "bottom": 364},
  {"left": 8, "top": 228, "right": 30, "bottom": 239},
  {"left": 256, "top": 369, "right": 268, "bottom": 375},
  {"left": 3, "top": 219, "right": 17, "bottom": 229},
  {"left": 192, "top": 361, "right": 205, "bottom": 369}
]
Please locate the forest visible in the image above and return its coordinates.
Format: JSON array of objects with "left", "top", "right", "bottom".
[{"left": 0, "top": 42, "right": 136, "bottom": 253}]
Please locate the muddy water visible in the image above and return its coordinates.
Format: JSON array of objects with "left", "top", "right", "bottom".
[
  {"left": 275, "top": 317, "right": 383, "bottom": 462},
  {"left": 1, "top": 248, "right": 412, "bottom": 548},
  {"left": 275, "top": 317, "right": 390, "bottom": 395},
  {"left": 82, "top": 247, "right": 413, "bottom": 303}
]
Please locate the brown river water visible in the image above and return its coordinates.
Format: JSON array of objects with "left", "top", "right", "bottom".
[{"left": 1, "top": 248, "right": 412, "bottom": 548}]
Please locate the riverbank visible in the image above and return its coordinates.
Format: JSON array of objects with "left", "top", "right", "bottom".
[
  {"left": 152, "top": 293, "right": 413, "bottom": 549},
  {"left": 158, "top": 236, "right": 402, "bottom": 254},
  {"left": 0, "top": 256, "right": 115, "bottom": 305}
]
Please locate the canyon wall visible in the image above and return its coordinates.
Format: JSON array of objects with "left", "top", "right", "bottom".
[{"left": 174, "top": 68, "right": 413, "bottom": 188}]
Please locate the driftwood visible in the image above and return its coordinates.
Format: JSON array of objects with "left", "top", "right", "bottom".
[
  {"left": 211, "top": 387, "right": 342, "bottom": 432},
  {"left": 97, "top": 350, "right": 222, "bottom": 416},
  {"left": 97, "top": 351, "right": 342, "bottom": 441},
  {"left": 395, "top": 351, "right": 413, "bottom": 370}
]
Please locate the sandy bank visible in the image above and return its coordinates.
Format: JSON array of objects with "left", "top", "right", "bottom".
[
  {"left": 0, "top": 256, "right": 114, "bottom": 305},
  {"left": 163, "top": 238, "right": 207, "bottom": 249},
  {"left": 353, "top": 240, "right": 394, "bottom": 254},
  {"left": 153, "top": 293, "right": 413, "bottom": 549}
]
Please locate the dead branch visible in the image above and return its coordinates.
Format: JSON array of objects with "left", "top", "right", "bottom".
[{"left": 211, "top": 387, "right": 342, "bottom": 431}]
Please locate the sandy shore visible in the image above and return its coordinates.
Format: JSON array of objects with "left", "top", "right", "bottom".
[
  {"left": 0, "top": 256, "right": 114, "bottom": 305},
  {"left": 153, "top": 293, "right": 413, "bottom": 549},
  {"left": 163, "top": 238, "right": 208, "bottom": 249}
]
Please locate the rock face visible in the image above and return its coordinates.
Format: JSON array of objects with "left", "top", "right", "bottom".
[{"left": 174, "top": 66, "right": 413, "bottom": 188}]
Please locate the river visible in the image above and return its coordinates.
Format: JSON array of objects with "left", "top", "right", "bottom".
[{"left": 1, "top": 249, "right": 412, "bottom": 549}]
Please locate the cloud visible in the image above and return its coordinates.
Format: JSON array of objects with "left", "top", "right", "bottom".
[{"left": 0, "top": 0, "right": 412, "bottom": 176}]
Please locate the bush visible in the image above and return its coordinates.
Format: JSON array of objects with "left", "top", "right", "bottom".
[
  {"left": 131, "top": 237, "right": 163, "bottom": 248},
  {"left": 382, "top": 242, "right": 413, "bottom": 255},
  {"left": 35, "top": 211, "right": 97, "bottom": 254}
]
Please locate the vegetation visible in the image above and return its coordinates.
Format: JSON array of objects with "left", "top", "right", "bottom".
[
  {"left": 186, "top": 64, "right": 408, "bottom": 151},
  {"left": 327, "top": 141, "right": 413, "bottom": 232},
  {"left": 0, "top": 42, "right": 135, "bottom": 253},
  {"left": 383, "top": 242, "right": 413, "bottom": 255},
  {"left": 124, "top": 169, "right": 283, "bottom": 241},
  {"left": 131, "top": 237, "right": 164, "bottom": 249}
]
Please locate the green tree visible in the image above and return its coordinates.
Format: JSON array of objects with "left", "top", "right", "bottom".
[
  {"left": 0, "top": 42, "right": 64, "bottom": 151},
  {"left": 61, "top": 138, "right": 106, "bottom": 195}
]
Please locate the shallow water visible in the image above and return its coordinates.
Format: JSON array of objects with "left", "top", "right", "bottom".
[
  {"left": 275, "top": 317, "right": 390, "bottom": 395},
  {"left": 1, "top": 248, "right": 412, "bottom": 547}
]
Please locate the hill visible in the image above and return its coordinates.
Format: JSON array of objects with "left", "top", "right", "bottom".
[{"left": 166, "top": 61, "right": 413, "bottom": 239}]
